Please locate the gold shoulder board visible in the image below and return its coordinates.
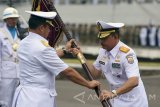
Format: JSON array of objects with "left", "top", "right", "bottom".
[
  {"left": 41, "top": 40, "right": 50, "bottom": 47},
  {"left": 119, "top": 46, "right": 130, "bottom": 53}
]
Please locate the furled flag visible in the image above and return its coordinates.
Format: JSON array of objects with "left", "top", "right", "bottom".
[{"left": 32, "top": 0, "right": 63, "bottom": 47}]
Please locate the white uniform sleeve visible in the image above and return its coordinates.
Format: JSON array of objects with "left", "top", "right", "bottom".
[
  {"left": 0, "top": 34, "right": 2, "bottom": 62},
  {"left": 0, "top": 35, "right": 2, "bottom": 79},
  {"left": 39, "top": 47, "right": 69, "bottom": 76},
  {"left": 93, "top": 54, "right": 101, "bottom": 71},
  {"left": 123, "top": 52, "right": 140, "bottom": 78}
]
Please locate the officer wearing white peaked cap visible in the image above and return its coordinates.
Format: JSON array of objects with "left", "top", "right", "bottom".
[
  {"left": 12, "top": 11, "right": 100, "bottom": 107},
  {"left": 95, "top": 21, "right": 148, "bottom": 107},
  {"left": 72, "top": 20, "right": 149, "bottom": 107},
  {"left": 0, "top": 7, "right": 20, "bottom": 107}
]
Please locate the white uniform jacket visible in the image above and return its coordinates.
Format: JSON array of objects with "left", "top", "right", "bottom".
[
  {"left": 93, "top": 41, "right": 148, "bottom": 107},
  {"left": 12, "top": 32, "right": 69, "bottom": 107},
  {"left": 0, "top": 24, "right": 20, "bottom": 79}
]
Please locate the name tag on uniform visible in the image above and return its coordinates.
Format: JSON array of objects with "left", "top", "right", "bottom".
[
  {"left": 99, "top": 56, "right": 108, "bottom": 65},
  {"left": 4, "top": 37, "right": 8, "bottom": 40},
  {"left": 112, "top": 63, "right": 121, "bottom": 68},
  {"left": 99, "top": 61, "right": 105, "bottom": 65}
]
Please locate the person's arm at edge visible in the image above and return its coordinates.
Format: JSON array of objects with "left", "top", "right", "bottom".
[{"left": 60, "top": 67, "right": 100, "bottom": 89}]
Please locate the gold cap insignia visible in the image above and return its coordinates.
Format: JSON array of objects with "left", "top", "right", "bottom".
[{"left": 97, "top": 22, "right": 103, "bottom": 31}]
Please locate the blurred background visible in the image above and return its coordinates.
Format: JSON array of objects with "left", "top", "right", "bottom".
[
  {"left": 0, "top": 0, "right": 160, "bottom": 107},
  {"left": 1, "top": 0, "right": 160, "bottom": 61}
]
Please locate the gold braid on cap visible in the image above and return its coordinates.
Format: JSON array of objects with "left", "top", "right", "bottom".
[{"left": 98, "top": 30, "right": 115, "bottom": 39}]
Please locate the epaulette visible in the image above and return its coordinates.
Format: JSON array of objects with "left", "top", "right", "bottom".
[
  {"left": 119, "top": 46, "right": 130, "bottom": 53},
  {"left": 41, "top": 40, "right": 50, "bottom": 47}
]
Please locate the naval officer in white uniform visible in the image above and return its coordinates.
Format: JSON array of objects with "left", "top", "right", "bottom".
[
  {"left": 96, "top": 21, "right": 148, "bottom": 107},
  {"left": 12, "top": 11, "right": 100, "bottom": 107},
  {"left": 72, "top": 21, "right": 148, "bottom": 107},
  {"left": 0, "top": 7, "right": 20, "bottom": 107}
]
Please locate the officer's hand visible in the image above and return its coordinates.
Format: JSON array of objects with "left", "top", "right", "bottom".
[
  {"left": 69, "top": 48, "right": 82, "bottom": 56},
  {"left": 65, "top": 39, "right": 79, "bottom": 51},
  {"left": 99, "top": 90, "right": 113, "bottom": 101},
  {"left": 87, "top": 80, "right": 101, "bottom": 89},
  {"left": 65, "top": 39, "right": 82, "bottom": 55}
]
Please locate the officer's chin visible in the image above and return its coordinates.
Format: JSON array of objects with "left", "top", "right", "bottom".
[
  {"left": 101, "top": 45, "right": 109, "bottom": 51},
  {"left": 101, "top": 43, "right": 105, "bottom": 48},
  {"left": 101, "top": 45, "right": 106, "bottom": 50}
]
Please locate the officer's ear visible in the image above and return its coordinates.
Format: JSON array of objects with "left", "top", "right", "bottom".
[{"left": 38, "top": 24, "right": 45, "bottom": 32}]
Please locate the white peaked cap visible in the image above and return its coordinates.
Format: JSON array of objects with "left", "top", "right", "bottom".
[
  {"left": 3, "top": 7, "right": 19, "bottom": 20},
  {"left": 96, "top": 20, "right": 124, "bottom": 31},
  {"left": 96, "top": 20, "right": 125, "bottom": 39},
  {"left": 25, "top": 11, "right": 57, "bottom": 19}
]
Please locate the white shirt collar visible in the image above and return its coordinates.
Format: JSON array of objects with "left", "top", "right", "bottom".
[
  {"left": 29, "top": 32, "right": 48, "bottom": 42},
  {"left": 108, "top": 40, "right": 122, "bottom": 58}
]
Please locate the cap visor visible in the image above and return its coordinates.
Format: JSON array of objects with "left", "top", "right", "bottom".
[{"left": 25, "top": 11, "right": 57, "bottom": 19}]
